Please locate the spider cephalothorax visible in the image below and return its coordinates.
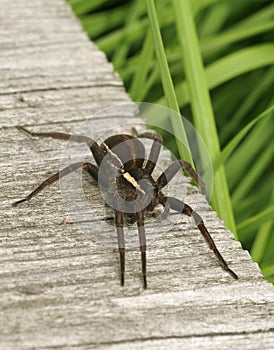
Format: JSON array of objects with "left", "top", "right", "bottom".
[{"left": 13, "top": 127, "right": 238, "bottom": 288}]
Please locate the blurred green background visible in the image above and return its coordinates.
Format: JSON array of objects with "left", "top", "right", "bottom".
[{"left": 68, "top": 0, "right": 274, "bottom": 283}]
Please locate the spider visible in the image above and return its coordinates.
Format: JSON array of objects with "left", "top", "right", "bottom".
[{"left": 13, "top": 126, "right": 238, "bottom": 288}]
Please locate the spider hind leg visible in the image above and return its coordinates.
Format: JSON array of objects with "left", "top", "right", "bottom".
[{"left": 160, "top": 196, "right": 238, "bottom": 280}]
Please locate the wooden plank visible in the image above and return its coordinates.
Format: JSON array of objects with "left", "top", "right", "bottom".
[{"left": 1, "top": 0, "right": 274, "bottom": 349}]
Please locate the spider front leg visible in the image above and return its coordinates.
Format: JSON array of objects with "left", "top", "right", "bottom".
[
  {"left": 17, "top": 126, "right": 105, "bottom": 166},
  {"left": 12, "top": 162, "right": 98, "bottom": 206},
  {"left": 160, "top": 196, "right": 238, "bottom": 280},
  {"left": 157, "top": 159, "right": 206, "bottom": 196},
  {"left": 132, "top": 129, "right": 163, "bottom": 174},
  {"left": 114, "top": 210, "right": 147, "bottom": 288}
]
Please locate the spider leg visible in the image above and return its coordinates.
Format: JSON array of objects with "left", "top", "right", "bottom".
[
  {"left": 160, "top": 196, "right": 238, "bottom": 280},
  {"left": 160, "top": 199, "right": 171, "bottom": 220},
  {"left": 17, "top": 126, "right": 104, "bottom": 166},
  {"left": 12, "top": 162, "right": 98, "bottom": 207},
  {"left": 157, "top": 160, "right": 206, "bottom": 195},
  {"left": 114, "top": 210, "right": 125, "bottom": 286},
  {"left": 132, "top": 129, "right": 163, "bottom": 174},
  {"left": 136, "top": 211, "right": 147, "bottom": 289}
]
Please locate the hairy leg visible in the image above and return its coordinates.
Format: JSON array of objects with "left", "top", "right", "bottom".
[
  {"left": 12, "top": 162, "right": 98, "bottom": 206},
  {"left": 132, "top": 129, "right": 163, "bottom": 174},
  {"left": 136, "top": 210, "right": 147, "bottom": 288},
  {"left": 17, "top": 126, "right": 105, "bottom": 166},
  {"left": 157, "top": 160, "right": 206, "bottom": 195},
  {"left": 159, "top": 196, "right": 238, "bottom": 280},
  {"left": 114, "top": 210, "right": 125, "bottom": 286}
]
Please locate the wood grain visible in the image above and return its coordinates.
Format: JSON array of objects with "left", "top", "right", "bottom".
[{"left": 1, "top": 0, "right": 274, "bottom": 349}]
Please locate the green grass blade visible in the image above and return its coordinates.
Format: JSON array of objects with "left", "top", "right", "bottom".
[
  {"left": 157, "top": 44, "right": 274, "bottom": 107},
  {"left": 206, "top": 44, "right": 274, "bottom": 87},
  {"left": 251, "top": 220, "right": 273, "bottom": 264},
  {"left": 97, "top": 19, "right": 148, "bottom": 52},
  {"left": 237, "top": 206, "right": 274, "bottom": 232},
  {"left": 146, "top": 0, "right": 193, "bottom": 165},
  {"left": 232, "top": 144, "right": 272, "bottom": 204},
  {"left": 68, "top": 0, "right": 110, "bottom": 16},
  {"left": 219, "top": 68, "right": 274, "bottom": 141},
  {"left": 251, "top": 187, "right": 274, "bottom": 263},
  {"left": 130, "top": 30, "right": 153, "bottom": 100},
  {"left": 202, "top": 21, "right": 274, "bottom": 57},
  {"left": 213, "top": 107, "right": 274, "bottom": 172},
  {"left": 112, "top": 1, "right": 145, "bottom": 69},
  {"left": 227, "top": 113, "right": 273, "bottom": 200},
  {"left": 172, "top": 0, "right": 237, "bottom": 235},
  {"left": 261, "top": 265, "right": 274, "bottom": 283},
  {"left": 80, "top": 4, "right": 129, "bottom": 38}
]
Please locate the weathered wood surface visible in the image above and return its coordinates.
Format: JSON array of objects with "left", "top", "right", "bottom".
[{"left": 1, "top": 1, "right": 274, "bottom": 349}]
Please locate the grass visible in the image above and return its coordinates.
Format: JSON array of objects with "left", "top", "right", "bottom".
[{"left": 68, "top": 0, "right": 274, "bottom": 284}]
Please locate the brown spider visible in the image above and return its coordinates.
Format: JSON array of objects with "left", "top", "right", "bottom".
[{"left": 13, "top": 126, "right": 238, "bottom": 288}]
